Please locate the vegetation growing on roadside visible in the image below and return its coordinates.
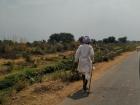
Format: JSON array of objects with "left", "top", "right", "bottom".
[{"left": 0, "top": 33, "right": 140, "bottom": 104}]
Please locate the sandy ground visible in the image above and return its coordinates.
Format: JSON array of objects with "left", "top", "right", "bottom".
[{"left": 7, "top": 52, "right": 134, "bottom": 105}]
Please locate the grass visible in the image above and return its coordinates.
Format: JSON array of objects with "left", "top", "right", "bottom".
[
  {"left": 0, "top": 43, "right": 138, "bottom": 90},
  {"left": 0, "top": 42, "right": 139, "bottom": 105},
  {"left": 0, "top": 58, "right": 73, "bottom": 90}
]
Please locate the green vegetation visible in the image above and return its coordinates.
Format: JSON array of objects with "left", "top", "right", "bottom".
[{"left": 0, "top": 34, "right": 140, "bottom": 104}]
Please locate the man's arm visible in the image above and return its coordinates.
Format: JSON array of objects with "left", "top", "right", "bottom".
[
  {"left": 90, "top": 46, "right": 94, "bottom": 63},
  {"left": 75, "top": 46, "right": 81, "bottom": 63}
]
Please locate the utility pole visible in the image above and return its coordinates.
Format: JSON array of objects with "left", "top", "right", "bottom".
[{"left": 136, "top": 46, "right": 140, "bottom": 79}]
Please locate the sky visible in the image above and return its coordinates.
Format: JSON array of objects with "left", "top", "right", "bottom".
[{"left": 0, "top": 0, "right": 140, "bottom": 41}]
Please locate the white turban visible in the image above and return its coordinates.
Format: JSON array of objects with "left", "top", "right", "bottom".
[{"left": 83, "top": 36, "right": 90, "bottom": 44}]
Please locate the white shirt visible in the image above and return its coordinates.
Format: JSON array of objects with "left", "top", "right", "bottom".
[{"left": 75, "top": 44, "right": 94, "bottom": 74}]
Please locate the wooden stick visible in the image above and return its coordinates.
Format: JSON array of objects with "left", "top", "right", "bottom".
[{"left": 88, "top": 65, "right": 94, "bottom": 93}]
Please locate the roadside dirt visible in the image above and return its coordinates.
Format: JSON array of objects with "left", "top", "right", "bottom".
[{"left": 8, "top": 52, "right": 134, "bottom": 105}]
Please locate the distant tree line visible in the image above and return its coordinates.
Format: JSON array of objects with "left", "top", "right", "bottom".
[
  {"left": 102, "top": 36, "right": 127, "bottom": 43},
  {"left": 0, "top": 32, "right": 129, "bottom": 59}
]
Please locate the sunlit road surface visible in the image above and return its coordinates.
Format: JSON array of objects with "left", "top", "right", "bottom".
[{"left": 59, "top": 52, "right": 140, "bottom": 105}]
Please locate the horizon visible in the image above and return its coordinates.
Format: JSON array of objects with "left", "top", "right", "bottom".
[
  {"left": 0, "top": 34, "right": 137, "bottom": 42},
  {"left": 0, "top": 0, "right": 140, "bottom": 41}
]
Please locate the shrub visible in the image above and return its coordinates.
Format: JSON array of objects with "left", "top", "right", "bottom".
[
  {"left": 0, "top": 95, "right": 6, "bottom": 104},
  {"left": 14, "top": 80, "right": 28, "bottom": 92},
  {"left": 94, "top": 51, "right": 103, "bottom": 62}
]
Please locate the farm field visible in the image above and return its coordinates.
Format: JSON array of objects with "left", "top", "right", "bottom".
[{"left": 0, "top": 34, "right": 139, "bottom": 105}]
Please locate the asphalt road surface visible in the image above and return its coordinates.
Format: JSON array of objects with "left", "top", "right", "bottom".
[{"left": 59, "top": 52, "right": 140, "bottom": 105}]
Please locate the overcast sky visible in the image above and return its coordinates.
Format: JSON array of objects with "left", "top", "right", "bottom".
[{"left": 0, "top": 0, "right": 140, "bottom": 41}]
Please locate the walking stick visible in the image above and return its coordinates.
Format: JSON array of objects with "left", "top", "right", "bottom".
[
  {"left": 88, "top": 64, "right": 94, "bottom": 93},
  {"left": 88, "top": 42, "right": 97, "bottom": 93}
]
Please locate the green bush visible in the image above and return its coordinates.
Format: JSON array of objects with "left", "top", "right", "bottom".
[
  {"left": 0, "top": 75, "right": 17, "bottom": 90},
  {"left": 0, "top": 95, "right": 6, "bottom": 104},
  {"left": 14, "top": 80, "right": 28, "bottom": 92},
  {"left": 0, "top": 58, "right": 74, "bottom": 90},
  {"left": 0, "top": 42, "right": 138, "bottom": 92}
]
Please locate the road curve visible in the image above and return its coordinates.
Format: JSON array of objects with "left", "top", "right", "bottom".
[{"left": 59, "top": 52, "right": 140, "bottom": 105}]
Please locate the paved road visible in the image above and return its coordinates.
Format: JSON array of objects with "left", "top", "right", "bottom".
[{"left": 59, "top": 52, "right": 140, "bottom": 105}]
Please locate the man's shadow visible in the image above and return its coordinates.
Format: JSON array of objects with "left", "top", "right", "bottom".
[{"left": 68, "top": 89, "right": 90, "bottom": 100}]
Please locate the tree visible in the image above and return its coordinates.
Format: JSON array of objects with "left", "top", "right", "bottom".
[
  {"left": 118, "top": 37, "right": 127, "bottom": 43},
  {"left": 103, "top": 38, "right": 109, "bottom": 43},
  {"left": 48, "top": 33, "right": 75, "bottom": 44},
  {"left": 91, "top": 39, "right": 97, "bottom": 44},
  {"left": 103, "top": 36, "right": 116, "bottom": 43},
  {"left": 108, "top": 36, "right": 116, "bottom": 43}
]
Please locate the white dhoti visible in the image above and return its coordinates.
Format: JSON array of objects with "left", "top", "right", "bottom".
[
  {"left": 78, "top": 58, "right": 92, "bottom": 80},
  {"left": 75, "top": 44, "right": 94, "bottom": 81}
]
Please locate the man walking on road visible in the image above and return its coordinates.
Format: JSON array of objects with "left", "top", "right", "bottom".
[{"left": 75, "top": 36, "right": 94, "bottom": 92}]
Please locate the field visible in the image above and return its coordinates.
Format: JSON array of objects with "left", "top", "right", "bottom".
[{"left": 0, "top": 34, "right": 140, "bottom": 105}]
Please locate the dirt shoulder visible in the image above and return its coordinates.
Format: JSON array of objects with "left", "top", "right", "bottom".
[{"left": 8, "top": 51, "right": 134, "bottom": 105}]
